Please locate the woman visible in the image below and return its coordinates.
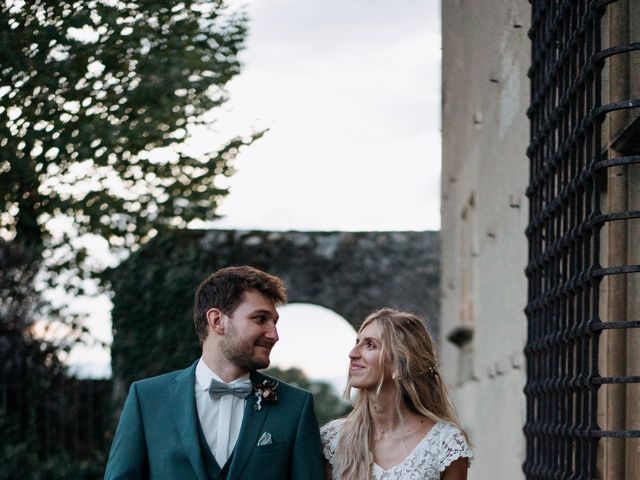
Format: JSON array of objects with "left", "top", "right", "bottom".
[{"left": 321, "top": 308, "right": 472, "bottom": 480}]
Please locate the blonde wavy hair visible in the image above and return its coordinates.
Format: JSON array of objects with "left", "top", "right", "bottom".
[{"left": 334, "top": 308, "right": 466, "bottom": 480}]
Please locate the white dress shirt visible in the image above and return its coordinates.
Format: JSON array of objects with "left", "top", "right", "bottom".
[{"left": 195, "top": 358, "right": 249, "bottom": 467}]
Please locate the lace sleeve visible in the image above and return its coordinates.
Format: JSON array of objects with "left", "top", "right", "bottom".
[
  {"left": 320, "top": 419, "right": 343, "bottom": 466},
  {"left": 436, "top": 424, "right": 473, "bottom": 472}
]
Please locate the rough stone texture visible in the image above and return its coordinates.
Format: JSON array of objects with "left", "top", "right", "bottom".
[
  {"left": 197, "top": 229, "right": 441, "bottom": 334},
  {"left": 441, "top": 1, "right": 530, "bottom": 479}
]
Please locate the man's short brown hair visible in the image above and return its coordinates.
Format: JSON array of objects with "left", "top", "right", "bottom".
[{"left": 193, "top": 266, "right": 287, "bottom": 342}]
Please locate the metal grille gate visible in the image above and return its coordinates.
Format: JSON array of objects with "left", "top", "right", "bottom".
[{"left": 525, "top": 1, "right": 640, "bottom": 478}]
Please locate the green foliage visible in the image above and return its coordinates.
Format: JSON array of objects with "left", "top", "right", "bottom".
[
  {"left": 0, "top": 414, "right": 106, "bottom": 480},
  {"left": 0, "top": 0, "right": 259, "bottom": 294},
  {"left": 263, "top": 366, "right": 351, "bottom": 427},
  {"left": 0, "top": 239, "right": 41, "bottom": 332},
  {"left": 110, "top": 230, "right": 210, "bottom": 388},
  {"left": 0, "top": 336, "right": 110, "bottom": 479},
  {"left": 1, "top": 2, "right": 259, "bottom": 471}
]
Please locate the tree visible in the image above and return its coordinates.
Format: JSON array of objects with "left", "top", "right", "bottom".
[
  {"left": 0, "top": 0, "right": 258, "bottom": 469},
  {"left": 0, "top": 0, "right": 257, "bottom": 300}
]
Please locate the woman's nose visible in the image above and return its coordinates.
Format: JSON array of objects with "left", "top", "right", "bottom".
[{"left": 349, "top": 346, "right": 360, "bottom": 359}]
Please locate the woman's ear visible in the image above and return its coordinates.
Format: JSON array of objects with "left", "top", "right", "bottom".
[{"left": 206, "top": 308, "right": 225, "bottom": 335}]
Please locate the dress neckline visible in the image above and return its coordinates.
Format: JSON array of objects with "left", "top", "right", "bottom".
[{"left": 373, "top": 421, "right": 443, "bottom": 473}]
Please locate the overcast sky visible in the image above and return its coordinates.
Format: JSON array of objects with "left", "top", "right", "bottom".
[
  {"left": 206, "top": 0, "right": 442, "bottom": 231},
  {"left": 69, "top": 0, "right": 442, "bottom": 388}
]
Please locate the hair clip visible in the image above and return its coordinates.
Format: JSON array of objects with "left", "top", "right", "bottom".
[{"left": 427, "top": 362, "right": 439, "bottom": 375}]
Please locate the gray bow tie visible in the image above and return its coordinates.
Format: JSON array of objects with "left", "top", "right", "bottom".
[{"left": 208, "top": 379, "right": 253, "bottom": 399}]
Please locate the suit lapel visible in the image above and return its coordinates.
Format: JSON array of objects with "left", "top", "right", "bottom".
[
  {"left": 173, "top": 363, "right": 210, "bottom": 480},
  {"left": 227, "top": 372, "right": 269, "bottom": 479}
]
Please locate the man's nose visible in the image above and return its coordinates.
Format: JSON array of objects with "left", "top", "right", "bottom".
[{"left": 265, "top": 321, "right": 279, "bottom": 342}]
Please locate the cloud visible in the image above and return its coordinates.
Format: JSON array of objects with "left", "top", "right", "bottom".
[{"left": 206, "top": 0, "right": 442, "bottom": 231}]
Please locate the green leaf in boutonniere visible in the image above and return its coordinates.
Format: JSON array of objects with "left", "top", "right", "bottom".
[{"left": 253, "top": 379, "right": 279, "bottom": 411}]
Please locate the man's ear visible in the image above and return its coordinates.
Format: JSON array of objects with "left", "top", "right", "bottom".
[{"left": 206, "top": 308, "right": 225, "bottom": 335}]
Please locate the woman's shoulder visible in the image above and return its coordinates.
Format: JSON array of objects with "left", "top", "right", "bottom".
[
  {"left": 430, "top": 422, "right": 473, "bottom": 472},
  {"left": 320, "top": 418, "right": 346, "bottom": 464},
  {"left": 432, "top": 421, "right": 465, "bottom": 437},
  {"left": 320, "top": 418, "right": 345, "bottom": 440}
]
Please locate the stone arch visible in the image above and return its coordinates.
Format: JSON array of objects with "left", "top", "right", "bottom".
[
  {"left": 270, "top": 302, "right": 356, "bottom": 385},
  {"left": 110, "top": 228, "right": 440, "bottom": 399},
  {"left": 195, "top": 229, "right": 440, "bottom": 336}
]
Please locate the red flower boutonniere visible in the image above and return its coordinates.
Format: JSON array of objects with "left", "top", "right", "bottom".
[{"left": 253, "top": 379, "right": 279, "bottom": 411}]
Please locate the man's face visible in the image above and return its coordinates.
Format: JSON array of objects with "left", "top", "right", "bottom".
[{"left": 220, "top": 289, "right": 280, "bottom": 373}]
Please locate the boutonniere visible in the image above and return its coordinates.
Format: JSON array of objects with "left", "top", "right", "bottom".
[{"left": 253, "top": 379, "right": 279, "bottom": 411}]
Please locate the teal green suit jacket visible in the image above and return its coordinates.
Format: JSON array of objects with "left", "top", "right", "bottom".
[{"left": 104, "top": 363, "right": 325, "bottom": 479}]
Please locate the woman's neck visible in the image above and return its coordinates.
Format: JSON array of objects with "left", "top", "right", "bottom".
[{"left": 367, "top": 388, "right": 414, "bottom": 435}]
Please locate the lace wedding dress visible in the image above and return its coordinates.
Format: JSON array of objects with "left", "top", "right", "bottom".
[{"left": 321, "top": 419, "right": 472, "bottom": 480}]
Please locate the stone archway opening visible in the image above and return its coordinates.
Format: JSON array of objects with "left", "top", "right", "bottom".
[{"left": 269, "top": 303, "right": 355, "bottom": 396}]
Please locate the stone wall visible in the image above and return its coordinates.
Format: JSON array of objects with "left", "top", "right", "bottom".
[
  {"left": 196, "top": 229, "right": 440, "bottom": 332},
  {"left": 441, "top": 1, "right": 531, "bottom": 478}
]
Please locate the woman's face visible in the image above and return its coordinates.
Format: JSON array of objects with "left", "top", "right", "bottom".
[{"left": 348, "top": 322, "right": 390, "bottom": 390}]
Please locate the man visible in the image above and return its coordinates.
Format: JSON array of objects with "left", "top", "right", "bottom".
[{"left": 105, "top": 266, "right": 325, "bottom": 479}]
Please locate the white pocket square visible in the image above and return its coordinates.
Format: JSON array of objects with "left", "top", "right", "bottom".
[{"left": 257, "top": 432, "right": 272, "bottom": 446}]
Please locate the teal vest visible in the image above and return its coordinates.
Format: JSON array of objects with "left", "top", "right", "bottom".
[{"left": 196, "top": 418, "right": 233, "bottom": 480}]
